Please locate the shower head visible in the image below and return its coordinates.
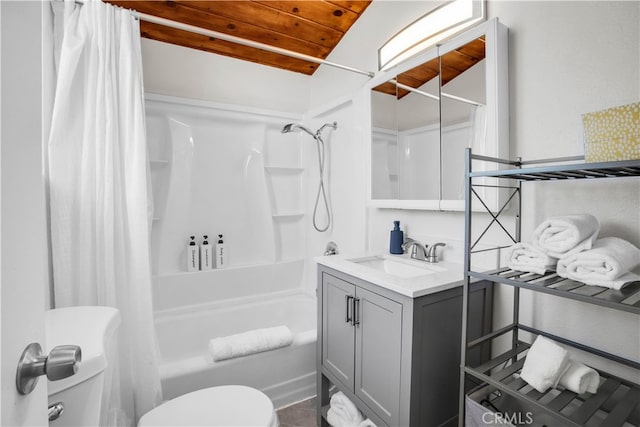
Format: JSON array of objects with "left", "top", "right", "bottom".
[
  {"left": 281, "top": 123, "right": 296, "bottom": 133},
  {"left": 281, "top": 123, "right": 316, "bottom": 138},
  {"left": 281, "top": 122, "right": 338, "bottom": 139}
]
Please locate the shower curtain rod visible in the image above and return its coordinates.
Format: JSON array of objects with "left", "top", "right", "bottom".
[
  {"left": 75, "top": 0, "right": 375, "bottom": 78},
  {"left": 392, "top": 79, "right": 483, "bottom": 107}
]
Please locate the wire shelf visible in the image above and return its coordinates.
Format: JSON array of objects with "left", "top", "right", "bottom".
[
  {"left": 470, "top": 158, "right": 640, "bottom": 181},
  {"left": 465, "top": 341, "right": 640, "bottom": 427},
  {"left": 470, "top": 268, "right": 640, "bottom": 315}
]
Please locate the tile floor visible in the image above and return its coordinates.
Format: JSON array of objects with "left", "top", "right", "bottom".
[{"left": 276, "top": 397, "right": 317, "bottom": 427}]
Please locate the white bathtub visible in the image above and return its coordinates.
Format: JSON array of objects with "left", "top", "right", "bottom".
[{"left": 152, "top": 260, "right": 317, "bottom": 409}]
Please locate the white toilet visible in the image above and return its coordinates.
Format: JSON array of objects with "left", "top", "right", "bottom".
[
  {"left": 45, "top": 306, "right": 121, "bottom": 426},
  {"left": 45, "top": 306, "right": 278, "bottom": 427},
  {"left": 138, "top": 385, "right": 278, "bottom": 427}
]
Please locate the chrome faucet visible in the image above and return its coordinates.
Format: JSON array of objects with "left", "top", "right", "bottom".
[
  {"left": 402, "top": 238, "right": 429, "bottom": 261},
  {"left": 426, "top": 243, "right": 446, "bottom": 263},
  {"left": 324, "top": 241, "right": 339, "bottom": 256}
]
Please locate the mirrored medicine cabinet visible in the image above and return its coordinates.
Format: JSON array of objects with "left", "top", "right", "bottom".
[{"left": 367, "top": 18, "right": 509, "bottom": 211}]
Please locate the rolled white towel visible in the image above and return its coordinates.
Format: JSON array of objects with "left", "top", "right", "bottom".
[
  {"left": 208, "top": 326, "right": 293, "bottom": 362},
  {"left": 327, "top": 392, "right": 364, "bottom": 427},
  {"left": 532, "top": 214, "right": 599, "bottom": 258},
  {"left": 559, "top": 360, "right": 600, "bottom": 394},
  {"left": 520, "top": 336, "right": 570, "bottom": 393},
  {"left": 330, "top": 392, "right": 364, "bottom": 424},
  {"left": 557, "top": 237, "right": 640, "bottom": 290},
  {"left": 507, "top": 242, "right": 557, "bottom": 275}
]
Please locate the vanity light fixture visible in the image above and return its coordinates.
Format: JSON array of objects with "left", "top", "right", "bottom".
[{"left": 378, "top": 0, "right": 486, "bottom": 71}]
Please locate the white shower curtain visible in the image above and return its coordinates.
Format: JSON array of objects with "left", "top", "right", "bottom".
[
  {"left": 456, "top": 104, "right": 487, "bottom": 199},
  {"left": 48, "top": 0, "right": 162, "bottom": 425}
]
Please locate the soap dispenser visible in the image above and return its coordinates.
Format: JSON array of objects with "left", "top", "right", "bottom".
[
  {"left": 187, "top": 236, "right": 200, "bottom": 272},
  {"left": 389, "top": 221, "right": 404, "bottom": 254},
  {"left": 215, "top": 234, "right": 226, "bottom": 269},
  {"left": 201, "top": 235, "right": 212, "bottom": 270}
]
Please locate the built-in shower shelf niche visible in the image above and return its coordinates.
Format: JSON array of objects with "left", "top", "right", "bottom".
[
  {"left": 272, "top": 212, "right": 305, "bottom": 219},
  {"left": 263, "top": 126, "right": 307, "bottom": 264}
]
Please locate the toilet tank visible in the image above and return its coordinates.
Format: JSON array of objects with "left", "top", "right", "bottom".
[{"left": 45, "top": 306, "right": 121, "bottom": 427}]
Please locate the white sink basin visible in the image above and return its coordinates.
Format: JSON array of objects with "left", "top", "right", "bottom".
[{"left": 348, "top": 256, "right": 446, "bottom": 279}]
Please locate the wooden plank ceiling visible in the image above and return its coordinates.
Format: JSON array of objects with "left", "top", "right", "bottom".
[
  {"left": 373, "top": 36, "right": 486, "bottom": 98},
  {"left": 106, "top": 0, "right": 372, "bottom": 75}
]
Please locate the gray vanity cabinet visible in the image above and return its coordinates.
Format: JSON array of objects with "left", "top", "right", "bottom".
[
  {"left": 318, "top": 265, "right": 492, "bottom": 427},
  {"left": 322, "top": 273, "right": 402, "bottom": 426},
  {"left": 322, "top": 273, "right": 356, "bottom": 387}
]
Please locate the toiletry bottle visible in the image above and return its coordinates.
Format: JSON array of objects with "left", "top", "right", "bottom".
[
  {"left": 215, "top": 234, "right": 226, "bottom": 269},
  {"left": 187, "top": 236, "right": 200, "bottom": 272},
  {"left": 389, "top": 221, "right": 404, "bottom": 254},
  {"left": 201, "top": 235, "right": 212, "bottom": 270}
]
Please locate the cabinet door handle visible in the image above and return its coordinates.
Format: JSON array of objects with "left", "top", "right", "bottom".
[
  {"left": 353, "top": 298, "right": 360, "bottom": 327},
  {"left": 345, "top": 295, "right": 353, "bottom": 323}
]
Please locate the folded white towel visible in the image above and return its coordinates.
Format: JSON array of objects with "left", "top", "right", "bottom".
[
  {"left": 208, "top": 325, "right": 293, "bottom": 362},
  {"left": 557, "top": 237, "right": 640, "bottom": 290},
  {"left": 327, "top": 392, "right": 364, "bottom": 427},
  {"left": 559, "top": 360, "right": 600, "bottom": 394},
  {"left": 507, "top": 242, "right": 558, "bottom": 275},
  {"left": 532, "top": 214, "right": 600, "bottom": 258},
  {"left": 359, "top": 419, "right": 377, "bottom": 427},
  {"left": 520, "top": 336, "right": 570, "bottom": 393}
]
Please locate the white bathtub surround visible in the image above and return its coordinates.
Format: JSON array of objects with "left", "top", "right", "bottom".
[
  {"left": 143, "top": 93, "right": 319, "bottom": 411},
  {"left": 145, "top": 94, "right": 307, "bottom": 275},
  {"left": 153, "top": 259, "right": 305, "bottom": 311},
  {"left": 154, "top": 261, "right": 316, "bottom": 409},
  {"left": 208, "top": 325, "right": 293, "bottom": 362},
  {"left": 48, "top": 1, "right": 162, "bottom": 423}
]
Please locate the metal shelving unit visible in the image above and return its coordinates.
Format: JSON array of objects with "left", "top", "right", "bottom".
[{"left": 459, "top": 149, "right": 640, "bottom": 426}]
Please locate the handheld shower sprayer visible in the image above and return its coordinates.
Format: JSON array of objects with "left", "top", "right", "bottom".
[
  {"left": 281, "top": 121, "right": 338, "bottom": 233},
  {"left": 282, "top": 123, "right": 315, "bottom": 138},
  {"left": 281, "top": 122, "right": 337, "bottom": 139}
]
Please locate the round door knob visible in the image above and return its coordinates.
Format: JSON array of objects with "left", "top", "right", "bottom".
[
  {"left": 16, "top": 343, "right": 82, "bottom": 395},
  {"left": 45, "top": 345, "right": 81, "bottom": 381}
]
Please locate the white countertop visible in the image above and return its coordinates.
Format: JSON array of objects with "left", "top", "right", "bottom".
[{"left": 315, "top": 253, "right": 465, "bottom": 298}]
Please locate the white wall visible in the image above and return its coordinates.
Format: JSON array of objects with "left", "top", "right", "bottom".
[
  {"left": 491, "top": 1, "right": 640, "bottom": 158},
  {"left": 141, "top": 39, "right": 311, "bottom": 114}
]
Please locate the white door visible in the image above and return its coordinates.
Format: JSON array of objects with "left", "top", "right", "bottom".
[{"left": 1, "top": 1, "right": 49, "bottom": 425}]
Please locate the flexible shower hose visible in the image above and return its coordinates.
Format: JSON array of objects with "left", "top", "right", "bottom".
[{"left": 313, "top": 133, "right": 331, "bottom": 232}]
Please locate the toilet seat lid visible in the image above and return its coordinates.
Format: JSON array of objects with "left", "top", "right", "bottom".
[{"left": 138, "top": 385, "right": 276, "bottom": 427}]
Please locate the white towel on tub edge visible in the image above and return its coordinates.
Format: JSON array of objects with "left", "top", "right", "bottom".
[{"left": 208, "top": 325, "right": 293, "bottom": 362}]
